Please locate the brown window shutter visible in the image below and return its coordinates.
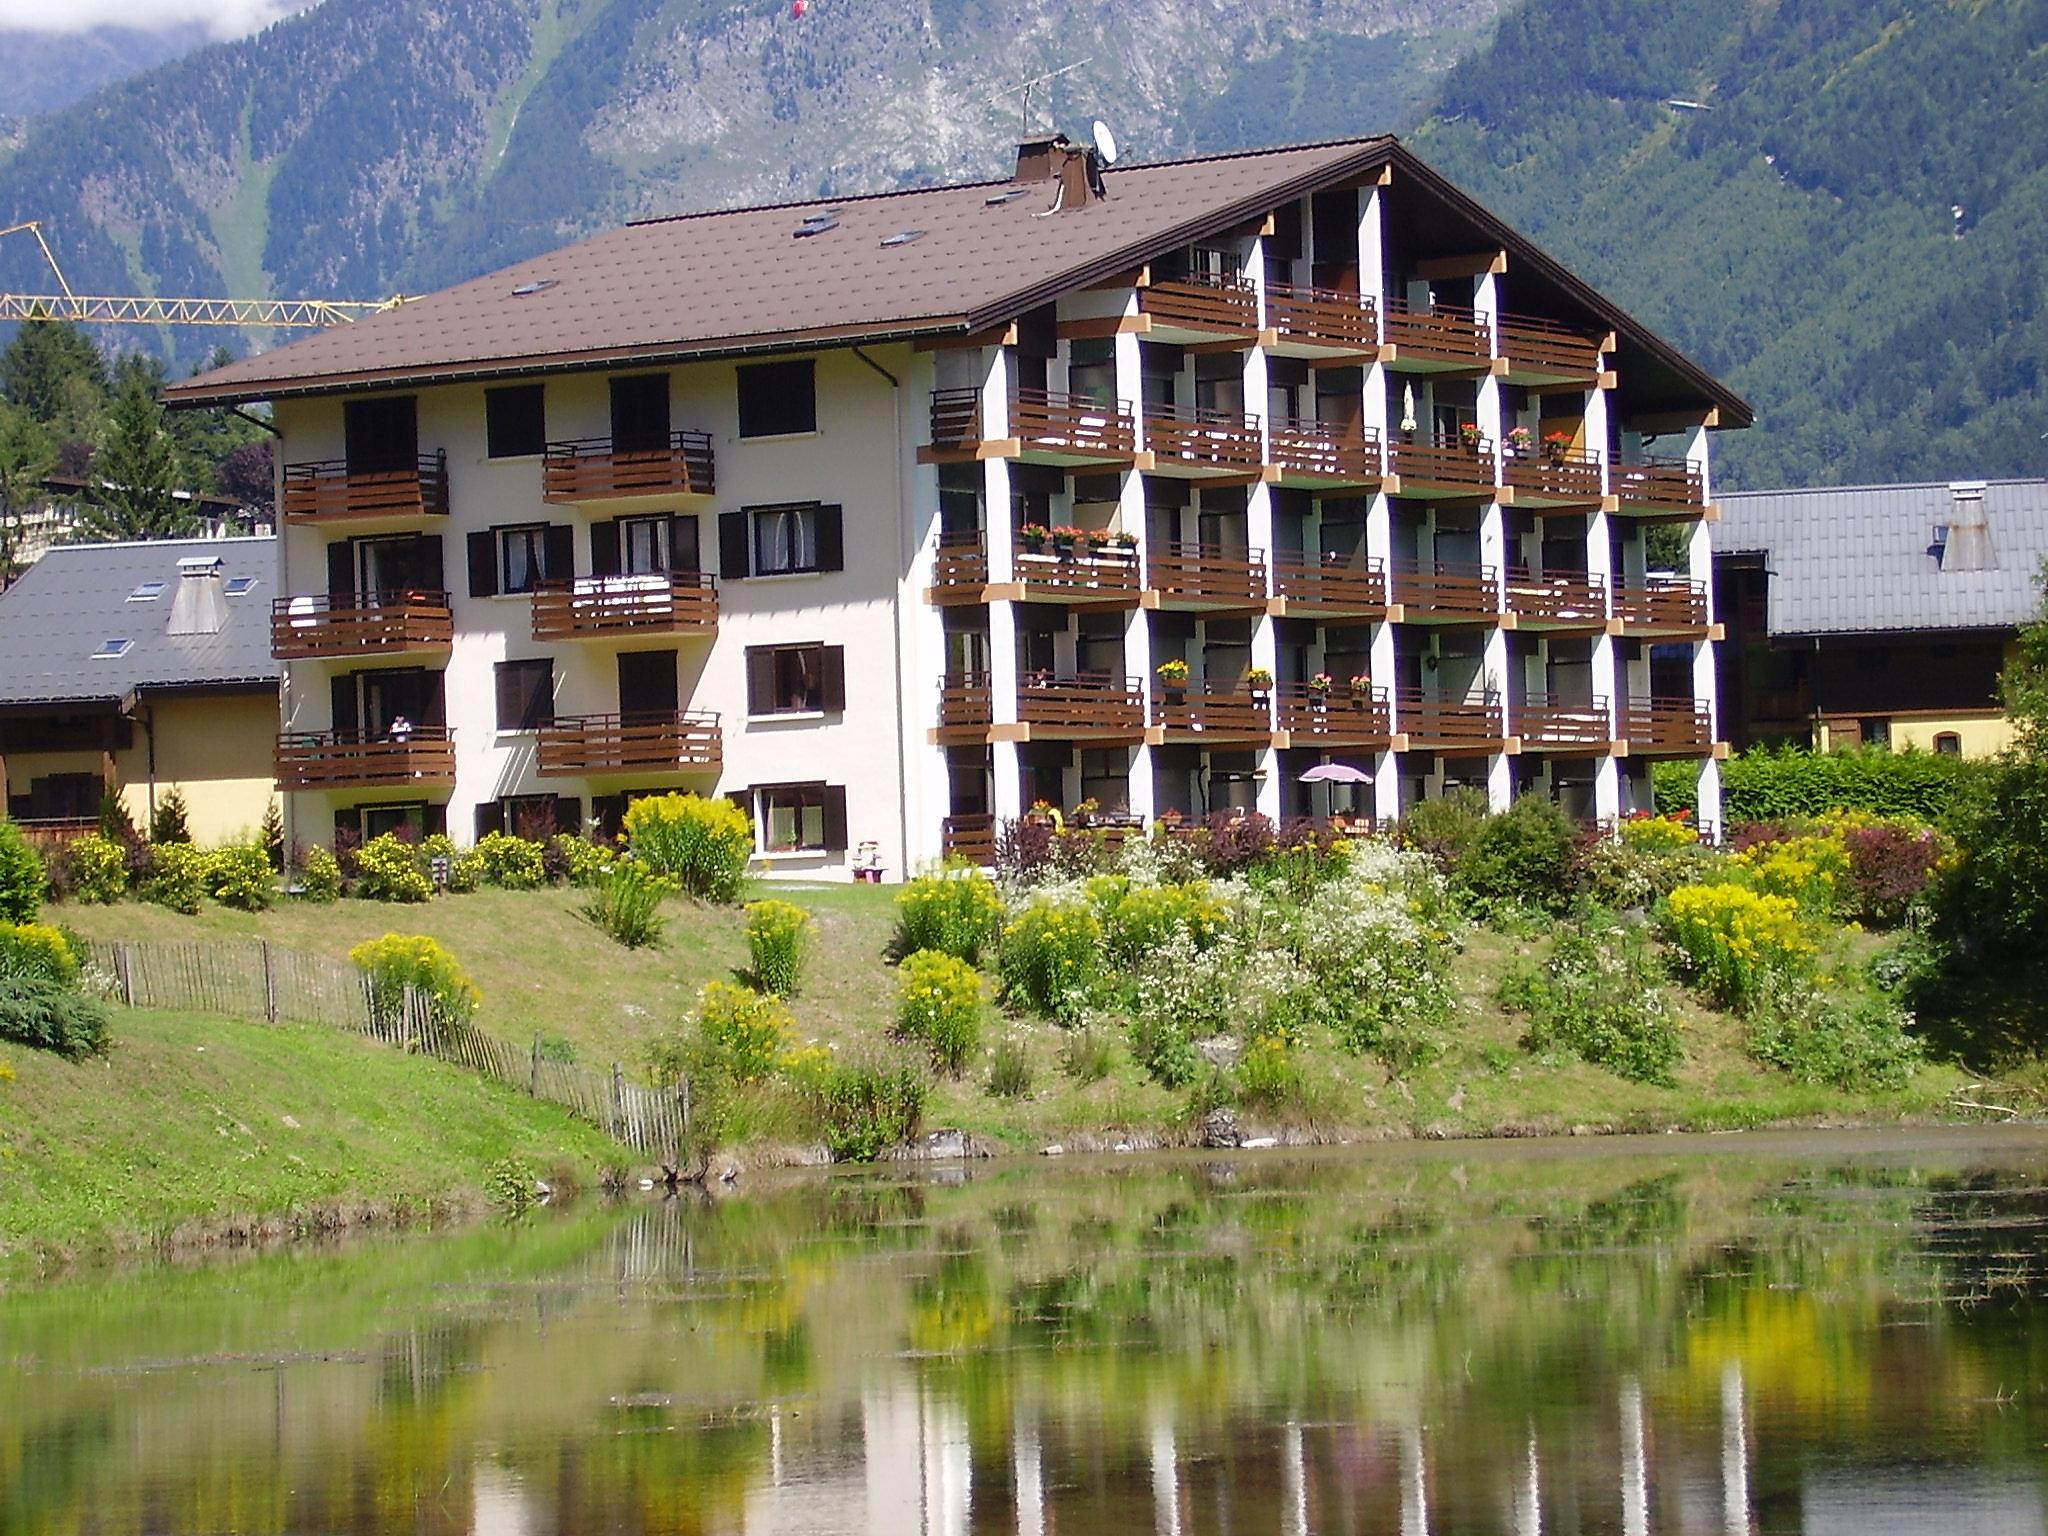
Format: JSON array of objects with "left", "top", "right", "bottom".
[
  {"left": 724, "top": 788, "right": 754, "bottom": 836},
  {"left": 417, "top": 535, "right": 445, "bottom": 596},
  {"left": 669, "top": 513, "right": 700, "bottom": 572},
  {"left": 423, "top": 804, "right": 448, "bottom": 838},
  {"left": 467, "top": 530, "right": 498, "bottom": 598},
  {"left": 719, "top": 511, "right": 749, "bottom": 579},
  {"left": 815, "top": 504, "right": 844, "bottom": 572},
  {"left": 544, "top": 524, "right": 575, "bottom": 583},
  {"left": 745, "top": 647, "right": 774, "bottom": 716},
  {"left": 423, "top": 673, "right": 448, "bottom": 727},
  {"left": 326, "top": 540, "right": 354, "bottom": 598},
  {"left": 473, "top": 801, "right": 505, "bottom": 840},
  {"left": 820, "top": 646, "right": 846, "bottom": 711},
  {"left": 589, "top": 520, "right": 621, "bottom": 577},
  {"left": 330, "top": 674, "right": 359, "bottom": 738},
  {"left": 821, "top": 785, "right": 848, "bottom": 852}
]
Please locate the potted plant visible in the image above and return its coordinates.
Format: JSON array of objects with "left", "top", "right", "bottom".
[
  {"left": 1112, "top": 529, "right": 1138, "bottom": 552},
  {"left": 1026, "top": 798, "right": 1057, "bottom": 826},
  {"left": 1246, "top": 666, "right": 1274, "bottom": 697},
  {"left": 1020, "top": 521, "right": 1050, "bottom": 554},
  {"left": 1156, "top": 657, "right": 1190, "bottom": 701},
  {"left": 1543, "top": 430, "right": 1574, "bottom": 463},
  {"left": 1308, "top": 671, "right": 1334, "bottom": 713},
  {"left": 1072, "top": 796, "right": 1101, "bottom": 826},
  {"left": 1349, "top": 673, "right": 1372, "bottom": 710},
  {"left": 1084, "top": 528, "right": 1112, "bottom": 554},
  {"left": 1050, "top": 524, "right": 1081, "bottom": 557},
  {"left": 1457, "top": 421, "right": 1483, "bottom": 452},
  {"left": 1505, "top": 425, "right": 1533, "bottom": 457}
]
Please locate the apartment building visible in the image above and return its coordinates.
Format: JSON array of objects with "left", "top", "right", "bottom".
[{"left": 167, "top": 133, "right": 1748, "bottom": 878}]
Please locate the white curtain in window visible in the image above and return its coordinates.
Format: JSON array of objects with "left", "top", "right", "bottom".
[{"left": 758, "top": 507, "right": 816, "bottom": 572}]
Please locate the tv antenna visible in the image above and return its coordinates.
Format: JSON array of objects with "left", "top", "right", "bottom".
[{"left": 981, "top": 58, "right": 1092, "bottom": 132}]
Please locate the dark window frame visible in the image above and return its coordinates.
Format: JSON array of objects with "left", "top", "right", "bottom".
[
  {"left": 737, "top": 358, "right": 818, "bottom": 439},
  {"left": 494, "top": 658, "right": 555, "bottom": 732},
  {"left": 496, "top": 522, "right": 553, "bottom": 595},
  {"left": 485, "top": 384, "right": 547, "bottom": 459},
  {"left": 753, "top": 781, "right": 843, "bottom": 854},
  {"left": 751, "top": 503, "right": 820, "bottom": 576}
]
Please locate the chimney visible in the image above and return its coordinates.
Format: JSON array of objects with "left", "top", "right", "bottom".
[
  {"left": 168, "top": 554, "right": 228, "bottom": 636},
  {"left": 1941, "top": 481, "right": 1995, "bottom": 572},
  {"left": 1015, "top": 133, "right": 1106, "bottom": 216},
  {"left": 1013, "top": 133, "right": 1068, "bottom": 183}
]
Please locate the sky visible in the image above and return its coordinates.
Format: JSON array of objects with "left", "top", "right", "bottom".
[{"left": 0, "top": 0, "right": 294, "bottom": 37}]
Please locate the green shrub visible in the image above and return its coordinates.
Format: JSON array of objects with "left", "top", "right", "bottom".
[
  {"left": 1578, "top": 837, "right": 1707, "bottom": 910},
  {"left": 419, "top": 833, "right": 481, "bottom": 893},
  {"left": 1290, "top": 847, "right": 1454, "bottom": 1069},
  {"left": 353, "top": 833, "right": 432, "bottom": 903},
  {"left": 1456, "top": 796, "right": 1580, "bottom": 912},
  {"left": 347, "top": 933, "right": 480, "bottom": 1031},
  {"left": 895, "top": 949, "right": 985, "bottom": 1074},
  {"left": 473, "top": 832, "right": 546, "bottom": 890},
  {"left": 63, "top": 833, "right": 129, "bottom": 904},
  {"left": 1398, "top": 786, "right": 1491, "bottom": 867},
  {"left": 1128, "top": 1004, "right": 1201, "bottom": 1089},
  {"left": 998, "top": 897, "right": 1101, "bottom": 1021},
  {"left": 1747, "top": 985, "right": 1922, "bottom": 1091},
  {"left": 1500, "top": 926, "right": 1682, "bottom": 1085},
  {"left": 1659, "top": 883, "right": 1812, "bottom": 1013},
  {"left": 0, "top": 921, "right": 80, "bottom": 986},
  {"left": 0, "top": 973, "right": 110, "bottom": 1058},
  {"left": 1126, "top": 932, "right": 1234, "bottom": 1084},
  {"left": 1058, "top": 1025, "right": 1115, "bottom": 1084},
  {"left": 260, "top": 801, "right": 285, "bottom": 871},
  {"left": 1091, "top": 876, "right": 1225, "bottom": 965},
  {"left": 581, "top": 862, "right": 668, "bottom": 948},
  {"left": 548, "top": 833, "right": 617, "bottom": 887},
  {"left": 745, "top": 898, "right": 814, "bottom": 996},
  {"left": 812, "top": 1060, "right": 927, "bottom": 1162},
  {"left": 690, "top": 980, "right": 797, "bottom": 1085},
  {"left": 892, "top": 864, "right": 1004, "bottom": 963},
  {"left": 206, "top": 841, "right": 275, "bottom": 912},
  {"left": 483, "top": 1157, "right": 539, "bottom": 1214},
  {"left": 296, "top": 845, "right": 342, "bottom": 903},
  {"left": 142, "top": 841, "right": 208, "bottom": 914},
  {"left": 0, "top": 820, "right": 46, "bottom": 923},
  {"left": 987, "top": 1034, "right": 1033, "bottom": 1098},
  {"left": 1234, "top": 1032, "right": 1303, "bottom": 1112},
  {"left": 624, "top": 793, "right": 753, "bottom": 904},
  {"left": 1681, "top": 744, "right": 1981, "bottom": 823},
  {"left": 148, "top": 787, "right": 191, "bottom": 845}
]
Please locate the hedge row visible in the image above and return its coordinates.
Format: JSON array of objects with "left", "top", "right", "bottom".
[{"left": 1654, "top": 746, "right": 1982, "bottom": 824}]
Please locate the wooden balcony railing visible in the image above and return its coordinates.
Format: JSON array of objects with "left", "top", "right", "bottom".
[
  {"left": 530, "top": 572, "right": 718, "bottom": 640},
  {"left": 1496, "top": 314, "right": 1603, "bottom": 377},
  {"left": 1505, "top": 567, "right": 1607, "bottom": 626},
  {"left": 1612, "top": 456, "right": 1705, "bottom": 511},
  {"left": 932, "top": 529, "right": 989, "bottom": 590},
  {"left": 1381, "top": 299, "right": 1492, "bottom": 365},
  {"left": 536, "top": 711, "right": 721, "bottom": 776},
  {"left": 281, "top": 453, "right": 448, "bottom": 523},
  {"left": 1395, "top": 688, "right": 1505, "bottom": 747},
  {"left": 1268, "top": 419, "right": 1383, "bottom": 483},
  {"left": 1515, "top": 692, "right": 1613, "bottom": 747},
  {"left": 1614, "top": 578, "right": 1709, "bottom": 629},
  {"left": 1017, "top": 673, "right": 1145, "bottom": 736},
  {"left": 270, "top": 591, "right": 453, "bottom": 659},
  {"left": 1622, "top": 696, "right": 1712, "bottom": 752},
  {"left": 1146, "top": 540, "right": 1267, "bottom": 606},
  {"left": 1276, "top": 681, "right": 1392, "bottom": 743},
  {"left": 941, "top": 813, "right": 998, "bottom": 866},
  {"left": 542, "top": 431, "right": 714, "bottom": 502},
  {"left": 1151, "top": 687, "right": 1273, "bottom": 736},
  {"left": 928, "top": 389, "right": 982, "bottom": 454},
  {"left": 1012, "top": 540, "right": 1142, "bottom": 599},
  {"left": 1145, "top": 403, "right": 1263, "bottom": 473},
  {"left": 1139, "top": 272, "right": 1259, "bottom": 333},
  {"left": 12, "top": 818, "right": 100, "bottom": 849},
  {"left": 938, "top": 674, "right": 993, "bottom": 729},
  {"left": 1389, "top": 559, "right": 1502, "bottom": 619},
  {"left": 1501, "top": 445, "right": 1604, "bottom": 502},
  {"left": 1264, "top": 283, "right": 1377, "bottom": 348},
  {"left": 1011, "top": 388, "right": 1138, "bottom": 460},
  {"left": 1271, "top": 554, "right": 1387, "bottom": 615},
  {"left": 1390, "top": 433, "right": 1497, "bottom": 491},
  {"left": 275, "top": 728, "right": 455, "bottom": 790}
]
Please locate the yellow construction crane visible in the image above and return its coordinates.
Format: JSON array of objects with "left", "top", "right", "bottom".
[{"left": 0, "top": 220, "right": 407, "bottom": 329}]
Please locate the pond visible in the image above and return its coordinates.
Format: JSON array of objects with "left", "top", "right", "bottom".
[{"left": 6, "top": 1128, "right": 2048, "bottom": 1534}]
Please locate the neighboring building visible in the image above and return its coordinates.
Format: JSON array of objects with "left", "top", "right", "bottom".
[
  {"left": 0, "top": 537, "right": 280, "bottom": 841},
  {"left": 4, "top": 477, "right": 265, "bottom": 582},
  {"left": 1715, "top": 479, "right": 2048, "bottom": 756},
  {"left": 166, "top": 133, "right": 1748, "bottom": 877}
]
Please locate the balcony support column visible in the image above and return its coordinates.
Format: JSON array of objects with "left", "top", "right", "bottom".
[
  {"left": 1125, "top": 601, "right": 1156, "bottom": 824},
  {"left": 984, "top": 454, "right": 1014, "bottom": 585},
  {"left": 992, "top": 739, "right": 1024, "bottom": 825},
  {"left": 990, "top": 602, "right": 1020, "bottom": 728}
]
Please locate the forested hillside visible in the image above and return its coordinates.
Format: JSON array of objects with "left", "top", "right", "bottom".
[{"left": 1413, "top": 0, "right": 2048, "bottom": 488}]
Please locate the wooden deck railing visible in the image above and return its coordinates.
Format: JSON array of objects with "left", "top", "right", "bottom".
[
  {"left": 1011, "top": 387, "right": 1138, "bottom": 459},
  {"left": 1276, "top": 681, "right": 1392, "bottom": 743},
  {"left": 1515, "top": 692, "right": 1613, "bottom": 747},
  {"left": 1496, "top": 313, "right": 1603, "bottom": 376},
  {"left": 1381, "top": 298, "right": 1492, "bottom": 364},
  {"left": 1502, "top": 445, "right": 1604, "bottom": 502},
  {"left": 1395, "top": 688, "right": 1505, "bottom": 746},
  {"left": 1390, "top": 432, "right": 1497, "bottom": 491},
  {"left": 938, "top": 674, "right": 993, "bottom": 729},
  {"left": 1012, "top": 540, "right": 1142, "bottom": 598},
  {"left": 1388, "top": 559, "right": 1503, "bottom": 618},
  {"left": 928, "top": 389, "right": 983, "bottom": 453},
  {"left": 1151, "top": 687, "right": 1273, "bottom": 736},
  {"left": 270, "top": 591, "right": 453, "bottom": 659},
  {"left": 1271, "top": 554, "right": 1387, "bottom": 614},
  {"left": 1622, "top": 695, "right": 1712, "bottom": 751},
  {"left": 1145, "top": 403, "right": 1263, "bottom": 472},
  {"left": 1140, "top": 272, "right": 1259, "bottom": 332},
  {"left": 536, "top": 711, "right": 721, "bottom": 775},
  {"left": 281, "top": 453, "right": 448, "bottom": 522},
  {"left": 275, "top": 728, "right": 455, "bottom": 790},
  {"left": 1614, "top": 577, "right": 1709, "bottom": 629},
  {"left": 1264, "top": 283, "right": 1377, "bottom": 348},
  {"left": 1505, "top": 567, "right": 1607, "bottom": 626},
  {"left": 932, "top": 529, "right": 989, "bottom": 589},
  {"left": 1147, "top": 540, "right": 1267, "bottom": 605},
  {"left": 541, "top": 431, "right": 714, "bottom": 502},
  {"left": 530, "top": 572, "right": 718, "bottom": 640},
  {"left": 1017, "top": 673, "right": 1145, "bottom": 736},
  {"left": 1612, "top": 456, "right": 1705, "bottom": 510},
  {"left": 1268, "top": 418, "right": 1383, "bottom": 482},
  {"left": 941, "top": 813, "right": 998, "bottom": 866}
]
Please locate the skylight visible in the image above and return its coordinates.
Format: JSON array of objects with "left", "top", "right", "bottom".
[
  {"left": 224, "top": 576, "right": 259, "bottom": 597},
  {"left": 511, "top": 279, "right": 558, "bottom": 297},
  {"left": 794, "top": 209, "right": 842, "bottom": 238},
  {"left": 879, "top": 229, "right": 926, "bottom": 248},
  {"left": 91, "top": 638, "right": 133, "bottom": 659},
  {"left": 126, "top": 581, "right": 165, "bottom": 602},
  {"left": 985, "top": 188, "right": 1028, "bottom": 205}
]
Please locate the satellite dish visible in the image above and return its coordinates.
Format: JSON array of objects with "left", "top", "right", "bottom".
[{"left": 1091, "top": 119, "right": 1120, "bottom": 165}]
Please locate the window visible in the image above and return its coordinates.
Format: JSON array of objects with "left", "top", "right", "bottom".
[
  {"left": 90, "top": 638, "right": 132, "bottom": 659},
  {"left": 486, "top": 385, "right": 546, "bottom": 458},
  {"left": 494, "top": 659, "right": 554, "bottom": 731},
  {"left": 609, "top": 374, "right": 670, "bottom": 452},
  {"left": 719, "top": 504, "right": 842, "bottom": 578},
  {"left": 1934, "top": 732, "right": 1962, "bottom": 757},
  {"left": 1858, "top": 716, "right": 1892, "bottom": 749},
  {"left": 127, "top": 582, "right": 165, "bottom": 602},
  {"left": 621, "top": 515, "right": 671, "bottom": 575},
  {"left": 737, "top": 359, "right": 816, "bottom": 438},
  {"left": 746, "top": 643, "right": 845, "bottom": 716},
  {"left": 754, "top": 504, "right": 817, "bottom": 575},
  {"left": 469, "top": 524, "right": 571, "bottom": 597},
  {"left": 343, "top": 396, "right": 419, "bottom": 474},
  {"left": 224, "top": 576, "right": 258, "bottom": 597},
  {"left": 754, "top": 782, "right": 847, "bottom": 854},
  {"left": 501, "top": 525, "right": 549, "bottom": 593},
  {"left": 364, "top": 803, "right": 429, "bottom": 841}
]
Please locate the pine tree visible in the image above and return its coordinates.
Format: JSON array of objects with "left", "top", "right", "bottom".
[
  {"left": 0, "top": 402, "right": 54, "bottom": 583},
  {"left": 0, "top": 320, "right": 107, "bottom": 424},
  {"left": 76, "top": 375, "right": 194, "bottom": 541}
]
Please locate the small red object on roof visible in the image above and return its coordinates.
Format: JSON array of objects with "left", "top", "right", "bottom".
[{"left": 791, "top": 0, "right": 807, "bottom": 15}]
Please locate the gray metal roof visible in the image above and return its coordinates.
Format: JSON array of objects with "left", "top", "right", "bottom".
[
  {"left": 1717, "top": 479, "right": 2048, "bottom": 638},
  {"left": 0, "top": 536, "right": 279, "bottom": 707}
]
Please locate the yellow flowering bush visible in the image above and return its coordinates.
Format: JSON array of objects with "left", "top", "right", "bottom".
[
  {"left": 0, "top": 921, "right": 80, "bottom": 986},
  {"left": 1659, "top": 883, "right": 1813, "bottom": 1012},
  {"left": 745, "top": 898, "right": 814, "bottom": 996},
  {"left": 623, "top": 793, "right": 753, "bottom": 904},
  {"left": 688, "top": 979, "right": 799, "bottom": 1085},
  {"left": 1088, "top": 875, "right": 1226, "bottom": 965},
  {"left": 895, "top": 949, "right": 984, "bottom": 1073},
  {"left": 1729, "top": 832, "right": 1847, "bottom": 917},
  {"left": 893, "top": 863, "right": 1004, "bottom": 964},
  {"left": 1619, "top": 813, "right": 1699, "bottom": 851},
  {"left": 998, "top": 897, "right": 1101, "bottom": 1021},
  {"left": 347, "top": 933, "right": 481, "bottom": 1031}
]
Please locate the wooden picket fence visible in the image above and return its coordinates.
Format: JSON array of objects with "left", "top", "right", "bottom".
[{"left": 83, "top": 938, "right": 686, "bottom": 1160}]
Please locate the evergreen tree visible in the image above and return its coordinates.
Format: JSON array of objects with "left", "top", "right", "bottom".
[
  {"left": 0, "top": 402, "right": 55, "bottom": 583},
  {"left": 76, "top": 374, "right": 194, "bottom": 541},
  {"left": 0, "top": 320, "right": 107, "bottom": 424}
]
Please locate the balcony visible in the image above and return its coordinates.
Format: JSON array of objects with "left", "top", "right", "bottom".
[
  {"left": 1144, "top": 403, "right": 1263, "bottom": 478},
  {"left": 1395, "top": 688, "right": 1506, "bottom": 751},
  {"left": 1621, "top": 696, "right": 1713, "bottom": 755},
  {"left": 929, "top": 530, "right": 990, "bottom": 604},
  {"left": 281, "top": 453, "right": 448, "bottom": 524},
  {"left": 936, "top": 674, "right": 993, "bottom": 742},
  {"left": 1380, "top": 299, "right": 1492, "bottom": 372},
  {"left": 1496, "top": 314, "right": 1604, "bottom": 384},
  {"left": 530, "top": 573, "right": 718, "bottom": 641},
  {"left": 1138, "top": 272, "right": 1260, "bottom": 343},
  {"left": 542, "top": 432, "right": 714, "bottom": 503},
  {"left": 1501, "top": 446, "right": 1604, "bottom": 507},
  {"left": 1270, "top": 554, "right": 1387, "bottom": 620},
  {"left": 1389, "top": 433, "right": 1497, "bottom": 496},
  {"left": 1505, "top": 567, "right": 1607, "bottom": 630},
  {"left": 1514, "top": 693, "right": 1613, "bottom": 750},
  {"left": 1263, "top": 284, "right": 1377, "bottom": 357},
  {"left": 927, "top": 388, "right": 983, "bottom": 456},
  {"left": 941, "top": 813, "right": 998, "bottom": 867},
  {"left": 1011, "top": 539, "right": 1141, "bottom": 604},
  {"left": 1276, "top": 681, "right": 1392, "bottom": 748},
  {"left": 1266, "top": 419, "right": 1384, "bottom": 489},
  {"left": 1150, "top": 686, "right": 1273, "bottom": 742},
  {"left": 275, "top": 728, "right": 455, "bottom": 791},
  {"left": 1612, "top": 456, "right": 1706, "bottom": 515},
  {"left": 1016, "top": 673, "right": 1145, "bottom": 739},
  {"left": 536, "top": 711, "right": 721, "bottom": 776},
  {"left": 1146, "top": 540, "right": 1267, "bottom": 609},
  {"left": 1389, "top": 559, "right": 1502, "bottom": 623},
  {"left": 1614, "top": 577, "right": 1710, "bottom": 634},
  {"left": 270, "top": 591, "right": 452, "bottom": 660},
  {"left": 1012, "top": 388, "right": 1139, "bottom": 466}
]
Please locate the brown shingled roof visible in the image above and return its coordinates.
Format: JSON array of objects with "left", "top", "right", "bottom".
[{"left": 163, "top": 136, "right": 1751, "bottom": 427}]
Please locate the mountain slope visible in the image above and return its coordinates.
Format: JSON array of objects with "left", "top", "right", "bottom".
[{"left": 0, "top": 24, "right": 212, "bottom": 119}]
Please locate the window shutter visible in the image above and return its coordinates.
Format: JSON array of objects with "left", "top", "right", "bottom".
[
  {"left": 815, "top": 504, "right": 844, "bottom": 572},
  {"left": 544, "top": 524, "right": 575, "bottom": 583},
  {"left": 591, "top": 794, "right": 626, "bottom": 840},
  {"left": 553, "top": 795, "right": 584, "bottom": 835},
  {"left": 724, "top": 788, "right": 753, "bottom": 827},
  {"left": 669, "top": 514, "right": 699, "bottom": 572},
  {"left": 417, "top": 535, "right": 445, "bottom": 596},
  {"left": 330, "top": 674, "right": 359, "bottom": 738},
  {"left": 745, "top": 647, "right": 774, "bottom": 716},
  {"left": 820, "top": 646, "right": 847, "bottom": 711},
  {"left": 473, "top": 801, "right": 505, "bottom": 840},
  {"left": 719, "top": 511, "right": 749, "bottom": 579},
  {"left": 590, "top": 519, "right": 621, "bottom": 578},
  {"left": 333, "top": 806, "right": 362, "bottom": 839},
  {"left": 423, "top": 804, "right": 448, "bottom": 837},
  {"left": 821, "top": 785, "right": 849, "bottom": 852},
  {"left": 423, "top": 673, "right": 448, "bottom": 728},
  {"left": 326, "top": 540, "right": 353, "bottom": 598},
  {"left": 467, "top": 530, "right": 498, "bottom": 598}
]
